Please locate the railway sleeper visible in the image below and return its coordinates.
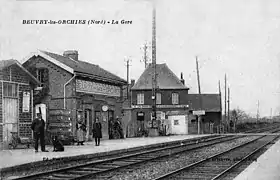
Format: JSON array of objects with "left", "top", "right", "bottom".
[
  {"left": 100, "top": 164, "right": 121, "bottom": 169},
  {"left": 110, "top": 161, "right": 133, "bottom": 166},
  {"left": 78, "top": 167, "right": 105, "bottom": 171},
  {"left": 39, "top": 176, "right": 69, "bottom": 180},
  {"left": 66, "top": 170, "right": 91, "bottom": 175},
  {"left": 94, "top": 164, "right": 119, "bottom": 169},
  {"left": 51, "top": 173, "right": 80, "bottom": 178}
]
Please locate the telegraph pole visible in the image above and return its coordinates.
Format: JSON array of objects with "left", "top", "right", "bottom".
[
  {"left": 125, "top": 58, "right": 132, "bottom": 99},
  {"left": 196, "top": 56, "right": 203, "bottom": 134},
  {"left": 219, "top": 80, "right": 222, "bottom": 133},
  {"left": 140, "top": 42, "right": 150, "bottom": 69},
  {"left": 224, "top": 74, "right": 227, "bottom": 131},
  {"left": 228, "top": 87, "right": 230, "bottom": 131},
  {"left": 256, "top": 100, "right": 260, "bottom": 123},
  {"left": 151, "top": 4, "right": 157, "bottom": 132}
]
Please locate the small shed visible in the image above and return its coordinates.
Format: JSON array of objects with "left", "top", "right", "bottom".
[{"left": 0, "top": 60, "right": 39, "bottom": 149}]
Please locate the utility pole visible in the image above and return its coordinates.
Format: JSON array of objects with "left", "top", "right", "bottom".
[
  {"left": 224, "top": 74, "right": 227, "bottom": 132},
  {"left": 219, "top": 80, "right": 222, "bottom": 133},
  {"left": 151, "top": 4, "right": 157, "bottom": 132},
  {"left": 140, "top": 42, "right": 150, "bottom": 69},
  {"left": 228, "top": 87, "right": 230, "bottom": 132},
  {"left": 124, "top": 58, "right": 132, "bottom": 99},
  {"left": 196, "top": 56, "right": 203, "bottom": 134},
  {"left": 256, "top": 100, "right": 260, "bottom": 123}
]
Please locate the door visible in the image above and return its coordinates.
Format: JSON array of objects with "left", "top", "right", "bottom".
[
  {"left": 3, "top": 98, "right": 18, "bottom": 143},
  {"left": 84, "top": 109, "right": 91, "bottom": 141}
]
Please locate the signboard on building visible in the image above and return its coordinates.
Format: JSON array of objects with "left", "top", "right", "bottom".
[
  {"left": 22, "top": 92, "right": 30, "bottom": 112},
  {"left": 131, "top": 104, "right": 189, "bottom": 109},
  {"left": 76, "top": 79, "right": 121, "bottom": 97},
  {"left": 193, "top": 110, "right": 205, "bottom": 115}
]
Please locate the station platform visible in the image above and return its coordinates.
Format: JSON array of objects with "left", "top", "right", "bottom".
[
  {"left": 234, "top": 138, "right": 280, "bottom": 180},
  {"left": 0, "top": 134, "right": 209, "bottom": 170}
]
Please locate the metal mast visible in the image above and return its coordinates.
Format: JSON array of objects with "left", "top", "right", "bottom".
[{"left": 151, "top": 4, "right": 157, "bottom": 128}]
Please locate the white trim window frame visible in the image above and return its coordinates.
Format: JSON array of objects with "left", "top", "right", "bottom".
[
  {"left": 171, "top": 92, "right": 179, "bottom": 105},
  {"left": 137, "top": 93, "right": 144, "bottom": 105},
  {"left": 156, "top": 93, "right": 161, "bottom": 105}
]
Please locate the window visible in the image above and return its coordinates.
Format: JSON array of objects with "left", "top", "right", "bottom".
[
  {"left": 3, "top": 83, "right": 18, "bottom": 97},
  {"left": 172, "top": 93, "right": 179, "bottom": 105},
  {"left": 174, "top": 120, "right": 179, "bottom": 125},
  {"left": 137, "top": 93, "right": 144, "bottom": 104},
  {"left": 156, "top": 93, "right": 161, "bottom": 104},
  {"left": 36, "top": 69, "right": 44, "bottom": 84}
]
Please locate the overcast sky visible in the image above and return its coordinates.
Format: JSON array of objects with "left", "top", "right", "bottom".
[{"left": 0, "top": 0, "right": 280, "bottom": 117}]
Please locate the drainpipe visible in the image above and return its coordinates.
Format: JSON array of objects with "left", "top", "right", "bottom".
[{"left": 64, "top": 74, "right": 76, "bottom": 109}]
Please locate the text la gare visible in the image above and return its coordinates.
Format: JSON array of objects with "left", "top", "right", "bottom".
[{"left": 111, "top": 20, "right": 132, "bottom": 24}]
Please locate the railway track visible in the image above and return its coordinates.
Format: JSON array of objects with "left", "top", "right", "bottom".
[
  {"left": 153, "top": 133, "right": 280, "bottom": 180},
  {"left": 8, "top": 127, "right": 280, "bottom": 180},
  {"left": 11, "top": 135, "right": 244, "bottom": 180}
]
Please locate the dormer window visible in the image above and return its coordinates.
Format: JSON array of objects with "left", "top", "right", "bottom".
[
  {"left": 156, "top": 93, "right": 161, "bottom": 104},
  {"left": 36, "top": 68, "right": 48, "bottom": 87},
  {"left": 172, "top": 92, "right": 179, "bottom": 105},
  {"left": 137, "top": 93, "right": 144, "bottom": 105}
]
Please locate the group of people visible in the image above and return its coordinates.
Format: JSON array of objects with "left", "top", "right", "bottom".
[
  {"left": 31, "top": 112, "right": 103, "bottom": 153},
  {"left": 76, "top": 118, "right": 102, "bottom": 146}
]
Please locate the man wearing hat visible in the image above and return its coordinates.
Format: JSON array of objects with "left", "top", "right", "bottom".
[{"left": 31, "top": 112, "right": 48, "bottom": 152}]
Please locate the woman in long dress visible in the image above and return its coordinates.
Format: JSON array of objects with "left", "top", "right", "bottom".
[{"left": 76, "top": 120, "right": 86, "bottom": 145}]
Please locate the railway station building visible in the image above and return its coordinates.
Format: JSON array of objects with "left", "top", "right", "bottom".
[
  {"left": 125, "top": 63, "right": 222, "bottom": 137},
  {"left": 0, "top": 60, "right": 40, "bottom": 149},
  {"left": 22, "top": 50, "right": 127, "bottom": 142}
]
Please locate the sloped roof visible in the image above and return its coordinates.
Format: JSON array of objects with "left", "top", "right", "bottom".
[
  {"left": 0, "top": 59, "right": 40, "bottom": 85},
  {"left": 131, "top": 63, "right": 189, "bottom": 90},
  {"left": 41, "top": 51, "right": 126, "bottom": 84},
  {"left": 187, "top": 94, "right": 222, "bottom": 112}
]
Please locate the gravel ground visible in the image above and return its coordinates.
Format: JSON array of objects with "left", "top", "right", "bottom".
[{"left": 101, "top": 136, "right": 259, "bottom": 180}]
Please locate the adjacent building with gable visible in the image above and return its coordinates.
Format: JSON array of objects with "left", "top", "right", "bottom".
[
  {"left": 126, "top": 63, "right": 222, "bottom": 137},
  {"left": 0, "top": 60, "right": 39, "bottom": 149},
  {"left": 22, "top": 50, "right": 127, "bottom": 142},
  {"left": 129, "top": 63, "right": 190, "bottom": 136}
]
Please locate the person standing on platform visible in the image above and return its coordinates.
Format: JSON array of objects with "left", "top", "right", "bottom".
[
  {"left": 92, "top": 118, "right": 102, "bottom": 146},
  {"left": 31, "top": 113, "right": 48, "bottom": 153},
  {"left": 76, "top": 120, "right": 86, "bottom": 145}
]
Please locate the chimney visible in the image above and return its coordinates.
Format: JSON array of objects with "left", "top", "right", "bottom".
[
  {"left": 180, "top": 72, "right": 185, "bottom": 85},
  {"left": 63, "top": 50, "right": 78, "bottom": 61},
  {"left": 131, "top": 79, "right": 135, "bottom": 87}
]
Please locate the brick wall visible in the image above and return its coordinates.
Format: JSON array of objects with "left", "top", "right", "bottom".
[
  {"left": 0, "top": 68, "right": 11, "bottom": 81},
  {"left": 0, "top": 65, "right": 34, "bottom": 145},
  {"left": 24, "top": 57, "right": 73, "bottom": 99},
  {"left": 18, "top": 84, "right": 32, "bottom": 138},
  {"left": 0, "top": 82, "right": 2, "bottom": 124},
  {"left": 11, "top": 65, "right": 30, "bottom": 84},
  {"left": 131, "top": 89, "right": 189, "bottom": 105}
]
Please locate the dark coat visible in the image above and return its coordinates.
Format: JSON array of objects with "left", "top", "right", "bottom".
[
  {"left": 31, "top": 118, "right": 45, "bottom": 134},
  {"left": 92, "top": 122, "right": 102, "bottom": 138}
]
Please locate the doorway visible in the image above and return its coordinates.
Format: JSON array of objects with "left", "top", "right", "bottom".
[
  {"left": 3, "top": 82, "right": 18, "bottom": 144},
  {"left": 84, "top": 109, "right": 91, "bottom": 141}
]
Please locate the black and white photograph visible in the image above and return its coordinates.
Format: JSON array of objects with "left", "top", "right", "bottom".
[{"left": 0, "top": 0, "right": 280, "bottom": 179}]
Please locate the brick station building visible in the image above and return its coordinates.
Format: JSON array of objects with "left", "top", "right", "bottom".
[
  {"left": 0, "top": 60, "right": 40, "bottom": 149},
  {"left": 129, "top": 63, "right": 190, "bottom": 136},
  {"left": 22, "top": 50, "right": 127, "bottom": 142},
  {"left": 126, "top": 63, "right": 222, "bottom": 137}
]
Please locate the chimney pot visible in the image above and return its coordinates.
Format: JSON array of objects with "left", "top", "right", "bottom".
[
  {"left": 63, "top": 50, "right": 78, "bottom": 61},
  {"left": 131, "top": 79, "right": 135, "bottom": 86},
  {"left": 180, "top": 72, "right": 185, "bottom": 85}
]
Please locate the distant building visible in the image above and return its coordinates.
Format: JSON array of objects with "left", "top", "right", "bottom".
[
  {"left": 125, "top": 63, "right": 222, "bottom": 137},
  {"left": 187, "top": 94, "right": 222, "bottom": 134},
  {"left": 129, "top": 63, "right": 190, "bottom": 136},
  {"left": 0, "top": 60, "right": 39, "bottom": 149},
  {"left": 22, "top": 50, "right": 127, "bottom": 142}
]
